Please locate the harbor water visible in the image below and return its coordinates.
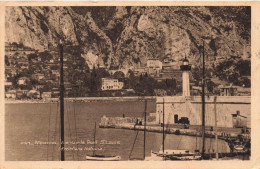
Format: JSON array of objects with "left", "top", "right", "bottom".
[{"left": 5, "top": 100, "right": 230, "bottom": 161}]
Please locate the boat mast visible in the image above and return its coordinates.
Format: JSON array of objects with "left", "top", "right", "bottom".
[
  {"left": 93, "top": 122, "right": 96, "bottom": 156},
  {"left": 59, "top": 37, "right": 65, "bottom": 161},
  {"left": 214, "top": 96, "right": 218, "bottom": 159},
  {"left": 162, "top": 98, "right": 165, "bottom": 155},
  {"left": 143, "top": 99, "right": 147, "bottom": 160},
  {"left": 201, "top": 40, "right": 206, "bottom": 159}
]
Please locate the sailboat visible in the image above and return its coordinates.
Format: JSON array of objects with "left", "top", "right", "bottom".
[
  {"left": 147, "top": 98, "right": 201, "bottom": 161},
  {"left": 147, "top": 42, "right": 209, "bottom": 161},
  {"left": 86, "top": 122, "right": 121, "bottom": 161}
]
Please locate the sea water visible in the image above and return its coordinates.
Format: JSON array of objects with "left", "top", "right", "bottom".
[{"left": 5, "top": 100, "right": 230, "bottom": 161}]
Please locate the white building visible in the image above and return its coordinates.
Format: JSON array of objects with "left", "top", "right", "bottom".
[
  {"left": 101, "top": 78, "right": 124, "bottom": 91},
  {"left": 17, "top": 77, "right": 28, "bottom": 85},
  {"left": 42, "top": 92, "right": 52, "bottom": 99},
  {"left": 147, "top": 59, "right": 162, "bottom": 69},
  {"left": 5, "top": 90, "right": 16, "bottom": 99}
]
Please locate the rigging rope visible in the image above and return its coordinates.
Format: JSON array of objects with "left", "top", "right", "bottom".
[
  {"left": 46, "top": 102, "right": 52, "bottom": 161},
  {"left": 52, "top": 101, "right": 59, "bottom": 161},
  {"left": 72, "top": 101, "right": 79, "bottom": 160},
  {"left": 219, "top": 128, "right": 224, "bottom": 158},
  {"left": 129, "top": 128, "right": 140, "bottom": 159},
  {"left": 177, "top": 134, "right": 183, "bottom": 150},
  {"left": 209, "top": 137, "right": 212, "bottom": 159},
  {"left": 66, "top": 102, "right": 75, "bottom": 160},
  {"left": 58, "top": 100, "right": 61, "bottom": 160},
  {"left": 129, "top": 100, "right": 146, "bottom": 160}
]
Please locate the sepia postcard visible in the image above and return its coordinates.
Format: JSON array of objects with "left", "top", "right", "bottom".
[{"left": 0, "top": 1, "right": 260, "bottom": 169}]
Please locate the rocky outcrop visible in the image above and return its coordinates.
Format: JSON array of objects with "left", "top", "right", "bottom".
[
  {"left": 5, "top": 6, "right": 250, "bottom": 69},
  {"left": 5, "top": 7, "right": 79, "bottom": 51}
]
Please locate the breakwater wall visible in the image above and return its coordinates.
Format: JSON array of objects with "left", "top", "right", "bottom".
[
  {"left": 156, "top": 96, "right": 251, "bottom": 128},
  {"left": 99, "top": 116, "right": 250, "bottom": 140}
]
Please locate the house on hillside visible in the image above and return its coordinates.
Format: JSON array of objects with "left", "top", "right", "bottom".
[
  {"left": 162, "top": 57, "right": 180, "bottom": 70},
  {"left": 17, "top": 77, "right": 29, "bottom": 85},
  {"left": 42, "top": 92, "right": 52, "bottom": 99},
  {"left": 5, "top": 90, "right": 16, "bottom": 99},
  {"left": 101, "top": 78, "right": 124, "bottom": 91},
  {"left": 5, "top": 77, "right": 13, "bottom": 89},
  {"left": 16, "top": 90, "right": 29, "bottom": 99},
  {"left": 146, "top": 59, "right": 162, "bottom": 77},
  {"left": 147, "top": 59, "right": 162, "bottom": 69},
  {"left": 27, "top": 90, "right": 40, "bottom": 99},
  {"left": 219, "top": 84, "right": 238, "bottom": 96},
  {"left": 32, "top": 73, "right": 45, "bottom": 81}
]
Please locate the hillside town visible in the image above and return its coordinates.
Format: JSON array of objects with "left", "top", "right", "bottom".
[{"left": 5, "top": 42, "right": 251, "bottom": 101}]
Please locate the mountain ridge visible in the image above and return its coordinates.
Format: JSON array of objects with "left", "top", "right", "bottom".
[{"left": 5, "top": 6, "right": 251, "bottom": 69}]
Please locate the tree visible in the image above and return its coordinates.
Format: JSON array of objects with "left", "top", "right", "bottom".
[
  {"left": 207, "top": 80, "right": 216, "bottom": 94},
  {"left": 144, "top": 72, "right": 148, "bottom": 78},
  {"left": 28, "top": 53, "right": 38, "bottom": 61},
  {"left": 127, "top": 69, "right": 135, "bottom": 79},
  {"left": 96, "top": 68, "right": 110, "bottom": 77},
  {"left": 5, "top": 56, "right": 10, "bottom": 66},
  {"left": 89, "top": 66, "right": 100, "bottom": 92},
  {"left": 192, "top": 67, "right": 202, "bottom": 86},
  {"left": 39, "top": 51, "right": 52, "bottom": 62},
  {"left": 228, "top": 72, "right": 240, "bottom": 85},
  {"left": 134, "top": 83, "right": 143, "bottom": 96},
  {"left": 139, "top": 74, "right": 143, "bottom": 81},
  {"left": 240, "top": 77, "right": 251, "bottom": 87},
  {"left": 235, "top": 59, "right": 250, "bottom": 76}
]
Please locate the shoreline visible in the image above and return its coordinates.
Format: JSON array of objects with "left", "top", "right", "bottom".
[{"left": 5, "top": 96, "right": 156, "bottom": 104}]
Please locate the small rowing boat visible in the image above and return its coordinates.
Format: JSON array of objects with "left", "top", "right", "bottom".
[
  {"left": 86, "top": 155, "right": 121, "bottom": 161},
  {"left": 86, "top": 122, "right": 121, "bottom": 161}
]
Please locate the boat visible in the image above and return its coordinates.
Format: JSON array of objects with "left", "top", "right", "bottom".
[
  {"left": 147, "top": 44, "right": 209, "bottom": 161},
  {"left": 231, "top": 140, "right": 248, "bottom": 153},
  {"left": 149, "top": 148, "right": 202, "bottom": 160},
  {"left": 86, "top": 155, "right": 121, "bottom": 161},
  {"left": 86, "top": 122, "right": 121, "bottom": 161},
  {"left": 144, "top": 151, "right": 164, "bottom": 161},
  {"left": 166, "top": 150, "right": 202, "bottom": 160},
  {"left": 233, "top": 144, "right": 245, "bottom": 152},
  {"left": 146, "top": 96, "right": 202, "bottom": 161}
]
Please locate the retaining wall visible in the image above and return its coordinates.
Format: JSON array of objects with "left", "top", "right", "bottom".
[{"left": 156, "top": 96, "right": 251, "bottom": 128}]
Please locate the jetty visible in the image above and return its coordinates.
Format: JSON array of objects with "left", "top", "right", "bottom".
[{"left": 99, "top": 115, "right": 250, "bottom": 141}]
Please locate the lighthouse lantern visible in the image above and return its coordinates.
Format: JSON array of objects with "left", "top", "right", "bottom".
[{"left": 180, "top": 57, "right": 191, "bottom": 71}]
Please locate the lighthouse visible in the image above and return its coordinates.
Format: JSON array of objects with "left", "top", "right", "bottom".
[{"left": 180, "top": 57, "right": 191, "bottom": 97}]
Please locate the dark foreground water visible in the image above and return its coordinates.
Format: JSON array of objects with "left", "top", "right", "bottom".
[{"left": 5, "top": 100, "right": 230, "bottom": 161}]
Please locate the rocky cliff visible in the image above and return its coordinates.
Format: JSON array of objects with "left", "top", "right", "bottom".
[{"left": 5, "top": 6, "right": 250, "bottom": 69}]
